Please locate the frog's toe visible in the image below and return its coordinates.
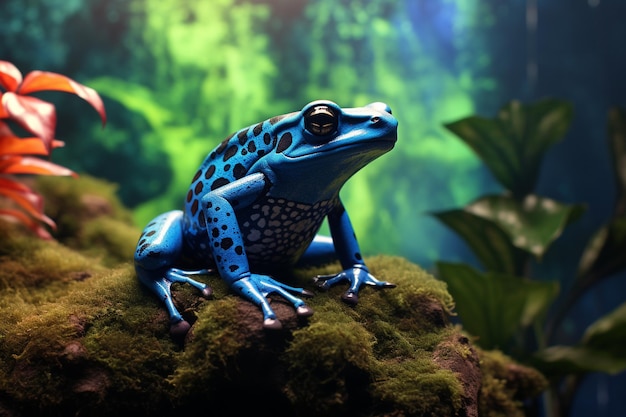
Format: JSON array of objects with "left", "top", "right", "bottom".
[
  {"left": 301, "top": 289, "right": 315, "bottom": 298},
  {"left": 296, "top": 305, "right": 314, "bottom": 317},
  {"left": 313, "top": 276, "right": 329, "bottom": 290},
  {"left": 201, "top": 286, "right": 213, "bottom": 298},
  {"left": 263, "top": 318, "right": 283, "bottom": 330},
  {"left": 313, "top": 273, "right": 343, "bottom": 290},
  {"left": 170, "top": 319, "right": 191, "bottom": 339},
  {"left": 367, "top": 279, "right": 397, "bottom": 289},
  {"left": 341, "top": 291, "right": 359, "bottom": 305}
]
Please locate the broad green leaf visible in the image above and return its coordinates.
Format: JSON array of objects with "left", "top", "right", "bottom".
[
  {"left": 577, "top": 218, "right": 626, "bottom": 284},
  {"left": 431, "top": 209, "right": 526, "bottom": 275},
  {"left": 436, "top": 262, "right": 559, "bottom": 350},
  {"left": 464, "top": 194, "right": 585, "bottom": 259},
  {"left": 445, "top": 99, "right": 573, "bottom": 198},
  {"left": 582, "top": 302, "right": 626, "bottom": 354},
  {"left": 568, "top": 108, "right": 626, "bottom": 298},
  {"left": 534, "top": 346, "right": 626, "bottom": 375},
  {"left": 516, "top": 99, "right": 573, "bottom": 167},
  {"left": 445, "top": 115, "right": 517, "bottom": 192},
  {"left": 535, "top": 303, "right": 626, "bottom": 375}
]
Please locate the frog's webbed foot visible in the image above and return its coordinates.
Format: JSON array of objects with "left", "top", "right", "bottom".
[
  {"left": 314, "top": 265, "right": 395, "bottom": 305},
  {"left": 170, "top": 319, "right": 192, "bottom": 339},
  {"left": 231, "top": 274, "right": 314, "bottom": 330},
  {"left": 166, "top": 268, "right": 214, "bottom": 298},
  {"left": 160, "top": 268, "right": 213, "bottom": 338}
]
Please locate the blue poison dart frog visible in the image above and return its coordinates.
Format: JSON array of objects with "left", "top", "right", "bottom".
[{"left": 134, "top": 100, "right": 398, "bottom": 337}]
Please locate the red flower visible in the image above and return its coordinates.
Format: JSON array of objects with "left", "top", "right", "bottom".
[{"left": 0, "top": 60, "right": 106, "bottom": 238}]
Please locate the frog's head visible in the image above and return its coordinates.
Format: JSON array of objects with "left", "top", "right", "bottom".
[{"left": 264, "top": 100, "right": 397, "bottom": 188}]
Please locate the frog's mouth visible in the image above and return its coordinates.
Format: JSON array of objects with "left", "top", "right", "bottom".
[
  {"left": 283, "top": 126, "right": 398, "bottom": 159},
  {"left": 284, "top": 132, "right": 397, "bottom": 160},
  {"left": 266, "top": 130, "right": 397, "bottom": 201},
  {"left": 329, "top": 135, "right": 397, "bottom": 155}
]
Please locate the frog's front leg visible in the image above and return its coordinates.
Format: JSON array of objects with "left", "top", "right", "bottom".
[
  {"left": 313, "top": 199, "right": 395, "bottom": 304},
  {"left": 203, "top": 173, "right": 314, "bottom": 329},
  {"left": 134, "top": 211, "right": 212, "bottom": 338}
]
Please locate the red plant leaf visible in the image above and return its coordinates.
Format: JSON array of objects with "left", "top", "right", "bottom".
[
  {"left": 0, "top": 121, "right": 63, "bottom": 155},
  {"left": 0, "top": 136, "right": 53, "bottom": 156},
  {"left": 0, "top": 61, "right": 23, "bottom": 92},
  {"left": 0, "top": 120, "right": 12, "bottom": 137},
  {"left": 0, "top": 155, "right": 77, "bottom": 177},
  {"left": 0, "top": 208, "right": 54, "bottom": 239},
  {"left": 1, "top": 92, "right": 57, "bottom": 145},
  {"left": 0, "top": 176, "right": 32, "bottom": 193},
  {"left": 18, "top": 71, "right": 106, "bottom": 126},
  {"left": 0, "top": 93, "right": 8, "bottom": 118},
  {"left": 0, "top": 181, "right": 48, "bottom": 223},
  {"left": 0, "top": 177, "right": 56, "bottom": 237}
]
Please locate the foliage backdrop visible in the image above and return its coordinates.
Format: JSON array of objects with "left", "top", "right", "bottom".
[
  {"left": 2, "top": 1, "right": 626, "bottom": 415},
  {"left": 1, "top": 0, "right": 502, "bottom": 266}
]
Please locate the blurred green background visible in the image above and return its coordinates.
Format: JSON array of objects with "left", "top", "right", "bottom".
[
  {"left": 1, "top": 0, "right": 504, "bottom": 267},
  {"left": 1, "top": 1, "right": 625, "bottom": 415}
]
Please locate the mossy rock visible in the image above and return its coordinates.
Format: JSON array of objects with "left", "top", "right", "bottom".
[
  {"left": 35, "top": 175, "right": 137, "bottom": 267},
  {"left": 0, "top": 176, "right": 546, "bottom": 417}
]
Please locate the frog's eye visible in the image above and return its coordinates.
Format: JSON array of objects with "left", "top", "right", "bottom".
[{"left": 304, "top": 105, "right": 338, "bottom": 137}]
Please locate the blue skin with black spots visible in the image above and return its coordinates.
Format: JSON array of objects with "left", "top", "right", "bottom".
[{"left": 134, "top": 100, "right": 398, "bottom": 336}]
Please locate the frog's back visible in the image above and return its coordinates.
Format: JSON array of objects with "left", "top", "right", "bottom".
[{"left": 182, "top": 113, "right": 292, "bottom": 245}]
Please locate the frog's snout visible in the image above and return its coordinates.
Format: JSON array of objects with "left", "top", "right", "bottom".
[
  {"left": 367, "top": 102, "right": 393, "bottom": 115},
  {"left": 367, "top": 102, "right": 397, "bottom": 142}
]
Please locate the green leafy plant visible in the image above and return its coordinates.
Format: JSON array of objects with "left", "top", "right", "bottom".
[
  {"left": 0, "top": 60, "right": 106, "bottom": 238},
  {"left": 433, "top": 99, "right": 626, "bottom": 416}
]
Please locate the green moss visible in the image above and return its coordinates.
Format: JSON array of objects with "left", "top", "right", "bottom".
[
  {"left": 298, "top": 255, "right": 455, "bottom": 317},
  {"left": 367, "top": 255, "right": 455, "bottom": 315},
  {"left": 170, "top": 297, "right": 242, "bottom": 395},
  {"left": 367, "top": 319, "right": 417, "bottom": 357},
  {"left": 80, "top": 217, "right": 139, "bottom": 266},
  {"left": 82, "top": 327, "right": 177, "bottom": 414},
  {"left": 278, "top": 257, "right": 468, "bottom": 417},
  {"left": 0, "top": 182, "right": 546, "bottom": 417},
  {"left": 35, "top": 175, "right": 140, "bottom": 266},
  {"left": 478, "top": 348, "right": 548, "bottom": 417},
  {"left": 0, "top": 262, "right": 178, "bottom": 416},
  {"left": 285, "top": 321, "right": 375, "bottom": 414},
  {"left": 36, "top": 175, "right": 133, "bottom": 226},
  {"left": 0, "top": 221, "right": 100, "bottom": 303},
  {"left": 372, "top": 358, "right": 463, "bottom": 416}
]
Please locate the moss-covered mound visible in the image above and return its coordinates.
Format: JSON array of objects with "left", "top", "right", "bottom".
[{"left": 0, "top": 176, "right": 546, "bottom": 417}]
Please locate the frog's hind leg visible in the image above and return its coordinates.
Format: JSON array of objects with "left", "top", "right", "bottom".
[
  {"left": 134, "top": 210, "right": 211, "bottom": 338},
  {"left": 297, "top": 235, "right": 338, "bottom": 267}
]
